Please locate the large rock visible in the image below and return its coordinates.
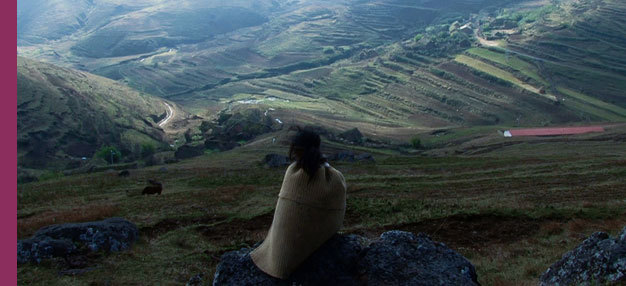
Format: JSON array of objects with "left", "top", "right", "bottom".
[
  {"left": 213, "top": 231, "right": 479, "bottom": 286},
  {"left": 18, "top": 218, "right": 138, "bottom": 264},
  {"left": 175, "top": 144, "right": 205, "bottom": 160},
  {"left": 361, "top": 231, "right": 479, "bottom": 285},
  {"left": 339, "top": 128, "right": 363, "bottom": 145},
  {"left": 204, "top": 139, "right": 239, "bottom": 152},
  {"left": 540, "top": 227, "right": 626, "bottom": 286}
]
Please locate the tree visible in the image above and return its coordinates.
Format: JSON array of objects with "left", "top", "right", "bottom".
[{"left": 141, "top": 143, "right": 156, "bottom": 158}]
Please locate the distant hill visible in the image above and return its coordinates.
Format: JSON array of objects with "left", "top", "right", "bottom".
[
  {"left": 17, "top": 0, "right": 626, "bottom": 141},
  {"left": 17, "top": 57, "right": 169, "bottom": 169}
]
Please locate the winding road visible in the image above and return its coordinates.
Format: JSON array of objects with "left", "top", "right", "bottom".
[{"left": 158, "top": 102, "right": 175, "bottom": 127}]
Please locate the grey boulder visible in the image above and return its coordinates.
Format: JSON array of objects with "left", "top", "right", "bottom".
[
  {"left": 213, "top": 230, "right": 479, "bottom": 286},
  {"left": 18, "top": 217, "right": 138, "bottom": 264}
]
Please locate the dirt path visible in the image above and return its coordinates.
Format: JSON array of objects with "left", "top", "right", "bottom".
[
  {"left": 158, "top": 102, "right": 175, "bottom": 127},
  {"left": 476, "top": 33, "right": 501, "bottom": 47}
]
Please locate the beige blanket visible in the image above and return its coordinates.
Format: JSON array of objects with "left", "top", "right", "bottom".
[{"left": 250, "top": 162, "right": 347, "bottom": 279}]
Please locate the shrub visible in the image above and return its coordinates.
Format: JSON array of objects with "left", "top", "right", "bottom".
[
  {"left": 95, "top": 146, "right": 122, "bottom": 164},
  {"left": 38, "top": 171, "right": 64, "bottom": 182},
  {"left": 141, "top": 143, "right": 156, "bottom": 158},
  {"left": 410, "top": 136, "right": 423, "bottom": 149}
]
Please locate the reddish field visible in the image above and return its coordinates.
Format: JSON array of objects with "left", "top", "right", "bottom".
[{"left": 509, "top": 126, "right": 605, "bottom": 137}]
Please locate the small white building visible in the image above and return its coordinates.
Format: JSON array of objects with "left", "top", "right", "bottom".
[{"left": 460, "top": 23, "right": 473, "bottom": 34}]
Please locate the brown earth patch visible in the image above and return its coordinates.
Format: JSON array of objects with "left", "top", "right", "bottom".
[
  {"left": 349, "top": 214, "right": 626, "bottom": 253},
  {"left": 140, "top": 214, "right": 226, "bottom": 239},
  {"left": 18, "top": 204, "right": 119, "bottom": 239},
  {"left": 197, "top": 213, "right": 273, "bottom": 247},
  {"left": 348, "top": 214, "right": 545, "bottom": 251}
]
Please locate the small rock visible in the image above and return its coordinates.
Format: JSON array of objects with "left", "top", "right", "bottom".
[
  {"left": 264, "top": 154, "right": 290, "bottom": 168},
  {"left": 186, "top": 273, "right": 204, "bottom": 286},
  {"left": 329, "top": 151, "right": 356, "bottom": 162}
]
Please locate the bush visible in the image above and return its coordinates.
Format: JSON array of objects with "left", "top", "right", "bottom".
[
  {"left": 39, "top": 171, "right": 64, "bottom": 182},
  {"left": 95, "top": 146, "right": 122, "bottom": 164},
  {"left": 410, "top": 136, "right": 423, "bottom": 149}
]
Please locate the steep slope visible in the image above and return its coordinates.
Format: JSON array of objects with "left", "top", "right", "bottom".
[{"left": 17, "top": 56, "right": 170, "bottom": 169}]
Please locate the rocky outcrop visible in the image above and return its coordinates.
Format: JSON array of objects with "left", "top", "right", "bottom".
[
  {"left": 540, "top": 227, "right": 626, "bottom": 286},
  {"left": 338, "top": 128, "right": 364, "bottom": 145},
  {"left": 327, "top": 151, "right": 374, "bottom": 163},
  {"left": 18, "top": 218, "right": 138, "bottom": 264},
  {"left": 213, "top": 230, "right": 479, "bottom": 285},
  {"left": 329, "top": 150, "right": 356, "bottom": 162}
]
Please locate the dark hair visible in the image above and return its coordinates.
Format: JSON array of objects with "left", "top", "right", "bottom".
[{"left": 289, "top": 128, "right": 327, "bottom": 180}]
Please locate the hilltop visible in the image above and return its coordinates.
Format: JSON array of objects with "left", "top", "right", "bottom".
[
  {"left": 17, "top": 57, "right": 178, "bottom": 170},
  {"left": 16, "top": 123, "right": 626, "bottom": 285}
]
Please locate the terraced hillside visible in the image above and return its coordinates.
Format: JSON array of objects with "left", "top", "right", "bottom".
[
  {"left": 17, "top": 0, "right": 626, "bottom": 140},
  {"left": 499, "top": 0, "right": 626, "bottom": 118},
  {"left": 17, "top": 57, "right": 171, "bottom": 170}
]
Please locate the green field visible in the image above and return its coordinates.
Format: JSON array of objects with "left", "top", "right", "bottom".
[
  {"left": 17, "top": 125, "right": 626, "bottom": 285},
  {"left": 466, "top": 48, "right": 546, "bottom": 85}
]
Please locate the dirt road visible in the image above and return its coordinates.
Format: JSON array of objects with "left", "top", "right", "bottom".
[{"left": 158, "top": 102, "right": 174, "bottom": 128}]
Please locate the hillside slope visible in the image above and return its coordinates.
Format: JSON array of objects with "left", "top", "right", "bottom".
[
  {"left": 17, "top": 0, "right": 626, "bottom": 140},
  {"left": 17, "top": 56, "right": 170, "bottom": 169}
]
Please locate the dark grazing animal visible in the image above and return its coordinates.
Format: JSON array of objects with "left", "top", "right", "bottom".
[
  {"left": 118, "top": 170, "right": 130, "bottom": 177},
  {"left": 142, "top": 180, "right": 163, "bottom": 195}
]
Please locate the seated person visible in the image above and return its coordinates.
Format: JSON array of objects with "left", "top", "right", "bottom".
[{"left": 250, "top": 128, "right": 347, "bottom": 279}]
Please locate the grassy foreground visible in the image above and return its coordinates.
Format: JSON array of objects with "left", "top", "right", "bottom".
[{"left": 17, "top": 127, "right": 626, "bottom": 285}]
